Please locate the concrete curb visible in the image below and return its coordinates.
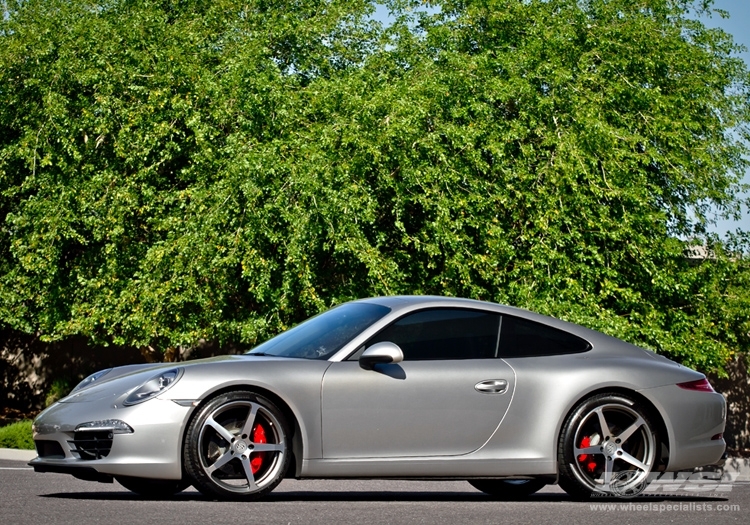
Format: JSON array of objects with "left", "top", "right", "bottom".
[
  {"left": 0, "top": 448, "right": 36, "bottom": 461},
  {"left": 720, "top": 457, "right": 750, "bottom": 482}
]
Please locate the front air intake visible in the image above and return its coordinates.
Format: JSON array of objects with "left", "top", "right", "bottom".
[
  {"left": 69, "top": 430, "right": 113, "bottom": 460},
  {"left": 35, "top": 440, "right": 65, "bottom": 459}
]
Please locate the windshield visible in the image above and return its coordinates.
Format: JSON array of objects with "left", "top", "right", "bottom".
[{"left": 246, "top": 302, "right": 391, "bottom": 360}]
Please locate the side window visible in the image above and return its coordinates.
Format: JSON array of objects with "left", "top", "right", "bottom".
[
  {"left": 366, "top": 308, "right": 501, "bottom": 360},
  {"left": 498, "top": 315, "right": 591, "bottom": 357}
]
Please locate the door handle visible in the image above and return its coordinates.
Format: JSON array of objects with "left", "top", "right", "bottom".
[{"left": 474, "top": 379, "right": 508, "bottom": 394}]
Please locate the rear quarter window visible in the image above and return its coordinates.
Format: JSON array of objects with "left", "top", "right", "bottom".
[{"left": 498, "top": 315, "right": 591, "bottom": 357}]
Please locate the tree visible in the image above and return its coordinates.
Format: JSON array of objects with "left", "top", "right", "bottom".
[{"left": 0, "top": 0, "right": 748, "bottom": 373}]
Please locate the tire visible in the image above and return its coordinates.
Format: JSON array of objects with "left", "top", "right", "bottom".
[
  {"left": 115, "top": 476, "right": 190, "bottom": 498},
  {"left": 184, "top": 391, "right": 291, "bottom": 500},
  {"left": 558, "top": 393, "right": 658, "bottom": 500},
  {"left": 468, "top": 479, "right": 547, "bottom": 499}
]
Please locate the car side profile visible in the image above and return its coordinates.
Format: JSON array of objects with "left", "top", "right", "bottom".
[{"left": 29, "top": 296, "right": 726, "bottom": 500}]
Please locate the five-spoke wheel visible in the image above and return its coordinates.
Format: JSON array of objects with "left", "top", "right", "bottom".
[
  {"left": 558, "top": 393, "right": 658, "bottom": 499},
  {"left": 184, "top": 391, "right": 290, "bottom": 500}
]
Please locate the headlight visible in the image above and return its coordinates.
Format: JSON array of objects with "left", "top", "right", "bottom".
[
  {"left": 71, "top": 368, "right": 113, "bottom": 393},
  {"left": 75, "top": 419, "right": 134, "bottom": 434},
  {"left": 123, "top": 368, "right": 182, "bottom": 406}
]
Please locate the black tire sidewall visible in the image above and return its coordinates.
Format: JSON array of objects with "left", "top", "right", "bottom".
[
  {"left": 183, "top": 390, "right": 291, "bottom": 500},
  {"left": 557, "top": 393, "right": 657, "bottom": 500}
]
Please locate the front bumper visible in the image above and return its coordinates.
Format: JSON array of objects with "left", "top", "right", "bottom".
[{"left": 29, "top": 397, "right": 192, "bottom": 481}]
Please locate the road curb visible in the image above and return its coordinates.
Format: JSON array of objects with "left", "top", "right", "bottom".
[
  {"left": 720, "top": 457, "right": 750, "bottom": 482},
  {"left": 0, "top": 448, "right": 36, "bottom": 461}
]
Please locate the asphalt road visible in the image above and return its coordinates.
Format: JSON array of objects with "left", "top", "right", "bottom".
[{"left": 2, "top": 459, "right": 748, "bottom": 525}]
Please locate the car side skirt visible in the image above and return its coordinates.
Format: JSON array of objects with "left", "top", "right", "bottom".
[{"left": 301, "top": 458, "right": 556, "bottom": 478}]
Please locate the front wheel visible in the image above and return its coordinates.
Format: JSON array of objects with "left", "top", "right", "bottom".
[
  {"left": 183, "top": 391, "right": 291, "bottom": 500},
  {"left": 558, "top": 393, "right": 658, "bottom": 500},
  {"left": 468, "top": 479, "right": 547, "bottom": 499}
]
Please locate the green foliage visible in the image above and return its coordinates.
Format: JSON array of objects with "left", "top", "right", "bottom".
[
  {"left": 45, "top": 378, "right": 71, "bottom": 407},
  {"left": 0, "top": 0, "right": 748, "bottom": 374},
  {"left": 0, "top": 420, "right": 34, "bottom": 450}
]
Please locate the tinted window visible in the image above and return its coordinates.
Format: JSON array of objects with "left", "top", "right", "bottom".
[
  {"left": 247, "top": 303, "right": 391, "bottom": 360},
  {"left": 366, "top": 308, "right": 501, "bottom": 360},
  {"left": 497, "top": 315, "right": 591, "bottom": 357}
]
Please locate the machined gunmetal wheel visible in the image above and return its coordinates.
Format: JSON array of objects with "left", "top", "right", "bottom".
[
  {"left": 468, "top": 478, "right": 547, "bottom": 499},
  {"left": 184, "top": 391, "right": 290, "bottom": 500},
  {"left": 558, "top": 393, "right": 658, "bottom": 500}
]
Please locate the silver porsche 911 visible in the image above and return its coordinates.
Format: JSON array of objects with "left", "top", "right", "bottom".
[{"left": 29, "top": 296, "right": 726, "bottom": 500}]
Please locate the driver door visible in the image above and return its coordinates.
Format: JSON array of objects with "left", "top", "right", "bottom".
[{"left": 321, "top": 308, "right": 516, "bottom": 458}]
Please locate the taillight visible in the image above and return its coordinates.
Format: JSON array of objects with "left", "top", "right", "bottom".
[{"left": 677, "top": 378, "right": 715, "bottom": 393}]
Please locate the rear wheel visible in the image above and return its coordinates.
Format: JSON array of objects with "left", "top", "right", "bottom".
[
  {"left": 115, "top": 476, "right": 190, "bottom": 498},
  {"left": 184, "top": 391, "right": 290, "bottom": 500},
  {"left": 468, "top": 479, "right": 547, "bottom": 498},
  {"left": 558, "top": 393, "right": 658, "bottom": 500}
]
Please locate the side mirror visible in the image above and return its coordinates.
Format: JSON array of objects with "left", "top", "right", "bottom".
[{"left": 359, "top": 342, "right": 404, "bottom": 370}]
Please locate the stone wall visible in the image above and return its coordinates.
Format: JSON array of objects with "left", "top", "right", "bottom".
[
  {"left": 710, "top": 356, "right": 750, "bottom": 455},
  {"left": 0, "top": 329, "right": 145, "bottom": 417},
  {"left": 1, "top": 330, "right": 244, "bottom": 420}
]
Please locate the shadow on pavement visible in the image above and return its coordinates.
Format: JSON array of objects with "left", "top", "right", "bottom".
[{"left": 39, "top": 490, "right": 730, "bottom": 504}]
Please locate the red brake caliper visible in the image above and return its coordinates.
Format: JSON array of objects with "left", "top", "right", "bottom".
[
  {"left": 250, "top": 424, "right": 267, "bottom": 474},
  {"left": 577, "top": 436, "right": 597, "bottom": 473}
]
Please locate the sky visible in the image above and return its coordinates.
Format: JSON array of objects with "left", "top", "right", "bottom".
[{"left": 700, "top": 0, "right": 750, "bottom": 235}]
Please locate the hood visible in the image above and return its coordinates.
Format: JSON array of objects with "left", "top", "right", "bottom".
[{"left": 57, "top": 354, "right": 290, "bottom": 404}]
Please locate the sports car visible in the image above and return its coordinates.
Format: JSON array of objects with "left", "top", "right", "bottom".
[{"left": 29, "top": 296, "right": 726, "bottom": 500}]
